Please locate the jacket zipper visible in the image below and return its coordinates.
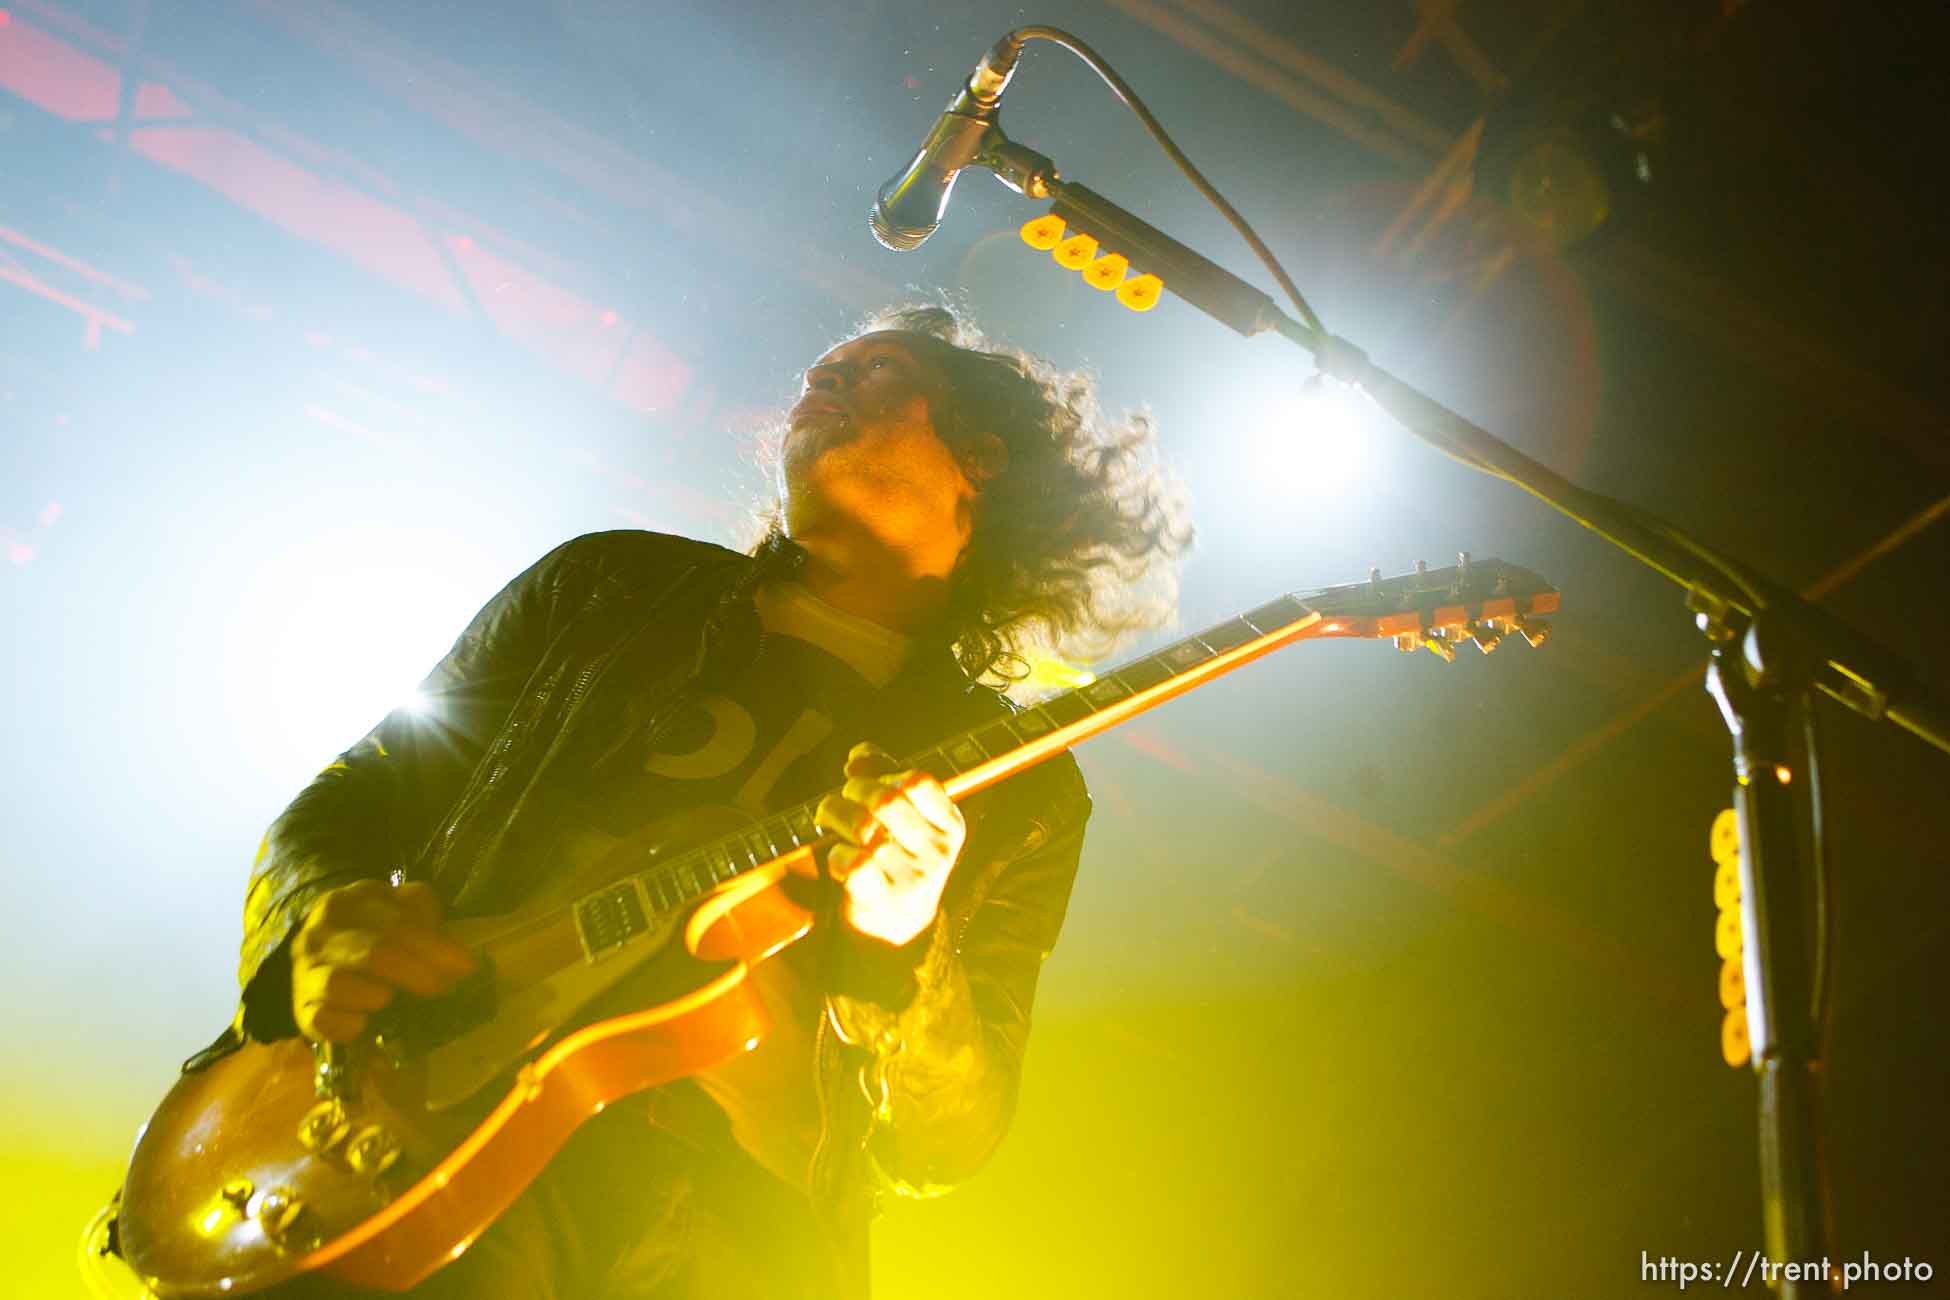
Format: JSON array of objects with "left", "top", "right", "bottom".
[{"left": 429, "top": 638, "right": 616, "bottom": 884}]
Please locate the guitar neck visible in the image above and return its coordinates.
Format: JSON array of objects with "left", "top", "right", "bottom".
[
  {"left": 919, "top": 594, "right": 1323, "bottom": 801},
  {"left": 607, "top": 559, "right": 1556, "bottom": 926}
]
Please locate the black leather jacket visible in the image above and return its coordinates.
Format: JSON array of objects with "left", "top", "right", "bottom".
[{"left": 217, "top": 530, "right": 1091, "bottom": 1267}]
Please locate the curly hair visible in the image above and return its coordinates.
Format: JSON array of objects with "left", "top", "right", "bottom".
[{"left": 752, "top": 301, "right": 1191, "bottom": 689}]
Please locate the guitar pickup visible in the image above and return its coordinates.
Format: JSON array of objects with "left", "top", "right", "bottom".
[{"left": 573, "top": 878, "right": 656, "bottom": 963}]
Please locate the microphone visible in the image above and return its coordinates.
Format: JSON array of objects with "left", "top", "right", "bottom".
[{"left": 870, "top": 35, "right": 1029, "bottom": 251}]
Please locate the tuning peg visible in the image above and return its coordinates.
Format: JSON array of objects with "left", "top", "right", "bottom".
[
  {"left": 1052, "top": 233, "right": 1099, "bottom": 270},
  {"left": 1514, "top": 617, "right": 1552, "bottom": 648},
  {"left": 1083, "top": 252, "right": 1130, "bottom": 290},
  {"left": 1116, "top": 273, "right": 1164, "bottom": 311},
  {"left": 1020, "top": 214, "right": 1067, "bottom": 250}
]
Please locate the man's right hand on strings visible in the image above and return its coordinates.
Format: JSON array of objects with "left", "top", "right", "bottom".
[{"left": 290, "top": 879, "right": 477, "bottom": 1043}]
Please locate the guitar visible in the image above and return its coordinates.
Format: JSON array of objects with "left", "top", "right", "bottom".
[{"left": 109, "top": 555, "right": 1557, "bottom": 1297}]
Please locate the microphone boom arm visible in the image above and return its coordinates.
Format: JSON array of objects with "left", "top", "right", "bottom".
[{"left": 890, "top": 28, "right": 1950, "bottom": 1297}]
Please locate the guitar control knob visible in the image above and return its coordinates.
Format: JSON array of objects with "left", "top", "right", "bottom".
[
  {"left": 254, "top": 1187, "right": 307, "bottom": 1244},
  {"left": 297, "top": 1099, "right": 351, "bottom": 1155},
  {"left": 345, "top": 1124, "right": 403, "bottom": 1178}
]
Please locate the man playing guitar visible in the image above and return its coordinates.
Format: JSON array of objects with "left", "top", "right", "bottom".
[{"left": 200, "top": 303, "right": 1186, "bottom": 1298}]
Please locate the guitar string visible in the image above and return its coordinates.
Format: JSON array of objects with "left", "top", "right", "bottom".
[{"left": 448, "top": 568, "right": 1537, "bottom": 970}]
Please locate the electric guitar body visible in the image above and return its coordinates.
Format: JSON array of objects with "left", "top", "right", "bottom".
[{"left": 118, "top": 804, "right": 810, "bottom": 1298}]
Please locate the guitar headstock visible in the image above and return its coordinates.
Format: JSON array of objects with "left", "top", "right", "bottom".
[{"left": 1300, "top": 554, "right": 1558, "bottom": 660}]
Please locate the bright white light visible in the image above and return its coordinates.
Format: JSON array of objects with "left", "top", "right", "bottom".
[
  {"left": 1192, "top": 362, "right": 1378, "bottom": 543},
  {"left": 1213, "top": 368, "right": 1375, "bottom": 516},
  {"left": 253, "top": 571, "right": 465, "bottom": 751},
  {"left": 1283, "top": 374, "right": 1370, "bottom": 495},
  {"left": 212, "top": 530, "right": 500, "bottom": 784}
]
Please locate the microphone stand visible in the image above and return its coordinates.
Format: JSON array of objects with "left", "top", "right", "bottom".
[{"left": 975, "top": 135, "right": 1950, "bottom": 1297}]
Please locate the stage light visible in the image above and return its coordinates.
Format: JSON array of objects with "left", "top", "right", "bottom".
[
  {"left": 1201, "top": 365, "right": 1376, "bottom": 526},
  {"left": 221, "top": 540, "right": 503, "bottom": 774},
  {"left": 1283, "top": 372, "right": 1370, "bottom": 494}
]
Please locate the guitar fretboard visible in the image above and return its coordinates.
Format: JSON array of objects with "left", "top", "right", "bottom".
[
  {"left": 570, "top": 557, "right": 1554, "bottom": 957},
  {"left": 596, "top": 593, "right": 1316, "bottom": 930}
]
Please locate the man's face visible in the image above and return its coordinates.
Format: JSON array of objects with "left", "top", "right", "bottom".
[{"left": 780, "top": 331, "right": 978, "bottom": 555}]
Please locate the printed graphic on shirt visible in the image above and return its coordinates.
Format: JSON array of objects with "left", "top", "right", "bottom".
[{"left": 562, "top": 581, "right": 913, "bottom": 867}]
